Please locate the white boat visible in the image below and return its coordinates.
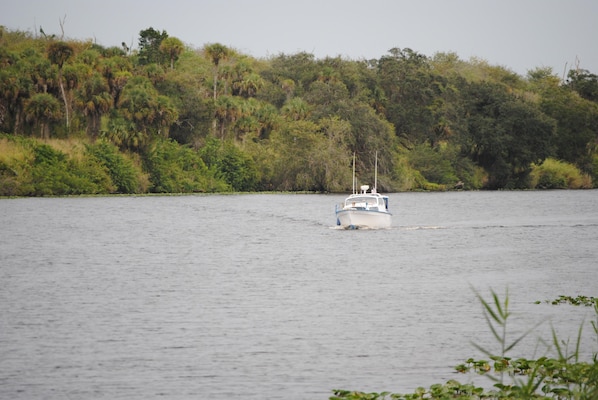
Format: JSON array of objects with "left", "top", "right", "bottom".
[{"left": 335, "top": 153, "right": 392, "bottom": 229}]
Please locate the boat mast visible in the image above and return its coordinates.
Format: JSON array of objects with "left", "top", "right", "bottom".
[
  {"left": 352, "top": 152, "right": 356, "bottom": 194},
  {"left": 374, "top": 151, "right": 378, "bottom": 193}
]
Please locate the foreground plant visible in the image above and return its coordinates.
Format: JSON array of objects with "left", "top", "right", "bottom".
[
  {"left": 536, "top": 295, "right": 597, "bottom": 307},
  {"left": 330, "top": 293, "right": 598, "bottom": 400},
  {"left": 331, "top": 380, "right": 491, "bottom": 400}
]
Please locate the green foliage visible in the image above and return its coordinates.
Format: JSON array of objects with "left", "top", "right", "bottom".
[
  {"left": 137, "top": 27, "right": 169, "bottom": 66},
  {"left": 75, "top": 71, "right": 113, "bottom": 139},
  {"left": 46, "top": 41, "right": 74, "bottom": 68},
  {"left": 407, "top": 144, "right": 458, "bottom": 187},
  {"left": 332, "top": 291, "right": 598, "bottom": 400},
  {"left": 333, "top": 381, "right": 489, "bottom": 400},
  {"left": 538, "top": 85, "right": 598, "bottom": 174},
  {"left": 267, "top": 120, "right": 326, "bottom": 191},
  {"left": 530, "top": 158, "right": 591, "bottom": 189},
  {"left": 567, "top": 69, "right": 598, "bottom": 102},
  {"left": 25, "top": 92, "right": 62, "bottom": 138},
  {"left": 159, "top": 37, "right": 184, "bottom": 70},
  {"left": 143, "top": 138, "right": 229, "bottom": 193},
  {"left": 472, "top": 289, "right": 543, "bottom": 369},
  {"left": 397, "top": 144, "right": 485, "bottom": 191},
  {"left": 2, "top": 27, "right": 598, "bottom": 193},
  {"left": 155, "top": 52, "right": 213, "bottom": 144},
  {"left": 0, "top": 134, "right": 145, "bottom": 196},
  {"left": 537, "top": 295, "right": 597, "bottom": 307},
  {"left": 265, "top": 119, "right": 353, "bottom": 192},
  {"left": 85, "top": 140, "right": 142, "bottom": 193},
  {"left": 28, "top": 143, "right": 108, "bottom": 195},
  {"left": 379, "top": 48, "right": 454, "bottom": 147},
  {"left": 199, "top": 138, "right": 258, "bottom": 191},
  {"left": 117, "top": 76, "right": 179, "bottom": 145},
  {"left": 461, "top": 81, "right": 557, "bottom": 189},
  {"left": 457, "top": 293, "right": 598, "bottom": 399}
]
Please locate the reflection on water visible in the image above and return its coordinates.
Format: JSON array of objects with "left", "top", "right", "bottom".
[{"left": 1, "top": 191, "right": 597, "bottom": 399}]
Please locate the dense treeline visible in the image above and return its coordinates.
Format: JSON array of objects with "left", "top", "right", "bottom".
[{"left": 1, "top": 26, "right": 597, "bottom": 196}]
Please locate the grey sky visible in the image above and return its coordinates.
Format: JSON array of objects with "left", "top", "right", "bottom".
[{"left": 2, "top": 0, "right": 597, "bottom": 76}]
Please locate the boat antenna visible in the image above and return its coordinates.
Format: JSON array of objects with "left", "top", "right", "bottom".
[{"left": 352, "top": 152, "right": 356, "bottom": 194}]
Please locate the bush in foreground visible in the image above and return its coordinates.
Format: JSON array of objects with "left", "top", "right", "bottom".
[{"left": 331, "top": 291, "right": 598, "bottom": 400}]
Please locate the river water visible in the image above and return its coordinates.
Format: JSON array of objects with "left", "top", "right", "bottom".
[{"left": 1, "top": 191, "right": 597, "bottom": 399}]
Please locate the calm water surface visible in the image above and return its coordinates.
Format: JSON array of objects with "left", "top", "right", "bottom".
[{"left": 1, "top": 191, "right": 597, "bottom": 399}]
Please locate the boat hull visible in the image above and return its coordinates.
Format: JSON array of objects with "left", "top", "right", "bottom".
[{"left": 336, "top": 209, "right": 392, "bottom": 229}]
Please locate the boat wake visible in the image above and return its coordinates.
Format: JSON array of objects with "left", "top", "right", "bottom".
[
  {"left": 401, "top": 225, "right": 445, "bottom": 230},
  {"left": 330, "top": 225, "right": 394, "bottom": 230}
]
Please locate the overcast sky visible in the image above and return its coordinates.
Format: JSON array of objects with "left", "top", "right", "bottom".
[{"left": 2, "top": 0, "right": 597, "bottom": 76}]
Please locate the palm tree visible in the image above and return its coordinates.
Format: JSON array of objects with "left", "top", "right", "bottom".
[
  {"left": 25, "top": 92, "right": 62, "bottom": 139},
  {"left": 281, "top": 97, "right": 310, "bottom": 121},
  {"left": 0, "top": 68, "right": 33, "bottom": 134},
  {"left": 117, "top": 76, "right": 178, "bottom": 148},
  {"left": 281, "top": 79, "right": 295, "bottom": 102},
  {"left": 205, "top": 43, "right": 231, "bottom": 136},
  {"left": 233, "top": 72, "right": 264, "bottom": 98},
  {"left": 214, "top": 95, "right": 242, "bottom": 139},
  {"left": 75, "top": 72, "right": 113, "bottom": 140},
  {"left": 204, "top": 43, "right": 230, "bottom": 100},
  {"left": 154, "top": 95, "right": 178, "bottom": 136},
  {"left": 99, "top": 56, "right": 133, "bottom": 105},
  {"left": 47, "top": 41, "right": 74, "bottom": 130},
  {"left": 255, "top": 102, "right": 280, "bottom": 140},
  {"left": 159, "top": 37, "right": 184, "bottom": 70},
  {"left": 118, "top": 78, "right": 157, "bottom": 143}
]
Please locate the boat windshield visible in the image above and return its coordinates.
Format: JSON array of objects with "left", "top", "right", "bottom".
[{"left": 345, "top": 195, "right": 384, "bottom": 208}]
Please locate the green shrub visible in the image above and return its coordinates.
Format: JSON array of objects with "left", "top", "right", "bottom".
[
  {"left": 0, "top": 137, "right": 127, "bottom": 196},
  {"left": 199, "top": 138, "right": 259, "bottom": 191},
  {"left": 0, "top": 135, "right": 33, "bottom": 196},
  {"left": 530, "top": 158, "right": 590, "bottom": 189},
  {"left": 86, "top": 141, "right": 142, "bottom": 194},
  {"left": 0, "top": 159, "right": 25, "bottom": 196},
  {"left": 331, "top": 291, "right": 598, "bottom": 400},
  {"left": 453, "top": 157, "right": 487, "bottom": 190},
  {"left": 390, "top": 155, "right": 419, "bottom": 191},
  {"left": 70, "top": 156, "right": 115, "bottom": 193},
  {"left": 408, "top": 144, "right": 458, "bottom": 186},
  {"left": 591, "top": 153, "right": 598, "bottom": 188},
  {"left": 143, "top": 138, "right": 230, "bottom": 193},
  {"left": 29, "top": 143, "right": 111, "bottom": 195},
  {"left": 401, "top": 143, "right": 485, "bottom": 190}
]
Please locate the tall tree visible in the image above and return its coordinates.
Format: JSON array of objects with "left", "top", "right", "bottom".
[
  {"left": 266, "top": 52, "right": 319, "bottom": 97},
  {"left": 461, "top": 81, "right": 556, "bottom": 188},
  {"left": 138, "top": 27, "right": 168, "bottom": 65},
  {"left": 539, "top": 84, "right": 598, "bottom": 172},
  {"left": 25, "top": 92, "right": 62, "bottom": 139},
  {"left": 156, "top": 58, "right": 214, "bottom": 145},
  {"left": 75, "top": 72, "right": 113, "bottom": 140},
  {"left": 99, "top": 55, "right": 132, "bottom": 106},
  {"left": 117, "top": 76, "right": 178, "bottom": 148},
  {"left": 47, "top": 41, "right": 74, "bottom": 130},
  {"left": 281, "top": 97, "right": 310, "bottom": 121},
  {"left": 159, "top": 37, "right": 184, "bottom": 70},
  {"left": 0, "top": 67, "right": 33, "bottom": 134},
  {"left": 214, "top": 95, "right": 242, "bottom": 139},
  {"left": 269, "top": 119, "right": 325, "bottom": 190},
  {"left": 567, "top": 69, "right": 598, "bottom": 102},
  {"left": 204, "top": 43, "right": 231, "bottom": 136},
  {"left": 204, "top": 43, "right": 230, "bottom": 100},
  {"left": 378, "top": 47, "right": 438, "bottom": 145}
]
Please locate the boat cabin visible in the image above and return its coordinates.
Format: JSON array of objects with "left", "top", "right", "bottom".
[{"left": 344, "top": 186, "right": 389, "bottom": 212}]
